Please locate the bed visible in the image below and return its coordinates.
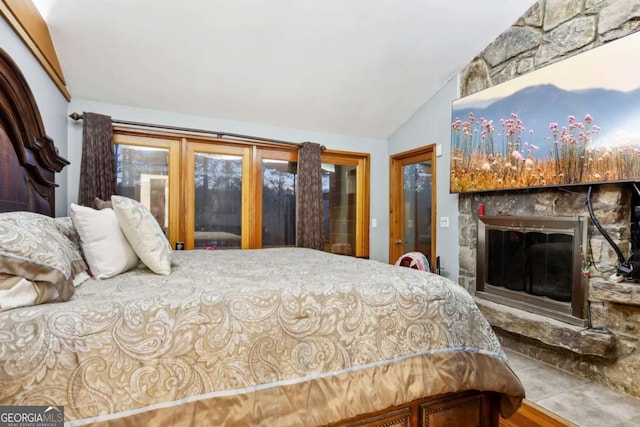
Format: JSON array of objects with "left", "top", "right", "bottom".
[{"left": 0, "top": 47, "right": 524, "bottom": 426}]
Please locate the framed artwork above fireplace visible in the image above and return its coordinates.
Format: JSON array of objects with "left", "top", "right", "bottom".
[{"left": 450, "top": 30, "right": 640, "bottom": 193}]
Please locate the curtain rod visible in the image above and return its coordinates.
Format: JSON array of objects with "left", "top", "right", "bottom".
[{"left": 68, "top": 112, "right": 325, "bottom": 150}]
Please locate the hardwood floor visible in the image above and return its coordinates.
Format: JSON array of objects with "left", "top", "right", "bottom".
[{"left": 500, "top": 400, "right": 576, "bottom": 427}]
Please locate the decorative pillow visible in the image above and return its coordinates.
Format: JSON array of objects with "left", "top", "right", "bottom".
[
  {"left": 54, "top": 216, "right": 82, "bottom": 251},
  {"left": 70, "top": 204, "right": 139, "bottom": 279},
  {"left": 0, "top": 211, "right": 88, "bottom": 302},
  {"left": 111, "top": 195, "right": 172, "bottom": 275},
  {"left": 94, "top": 197, "right": 113, "bottom": 210},
  {"left": 0, "top": 273, "right": 58, "bottom": 311},
  {"left": 54, "top": 217, "right": 91, "bottom": 288},
  {"left": 54, "top": 216, "right": 91, "bottom": 287}
]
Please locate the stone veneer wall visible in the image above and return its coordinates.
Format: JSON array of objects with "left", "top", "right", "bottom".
[{"left": 458, "top": 0, "right": 640, "bottom": 398}]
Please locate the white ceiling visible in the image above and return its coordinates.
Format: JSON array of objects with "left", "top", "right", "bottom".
[{"left": 34, "top": 0, "right": 534, "bottom": 139}]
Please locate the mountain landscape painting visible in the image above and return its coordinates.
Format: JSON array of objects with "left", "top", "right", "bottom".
[{"left": 450, "top": 31, "right": 640, "bottom": 193}]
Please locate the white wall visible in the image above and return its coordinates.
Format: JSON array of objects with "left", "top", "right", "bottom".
[
  {"left": 1, "top": 18, "right": 69, "bottom": 216},
  {"left": 387, "top": 77, "right": 460, "bottom": 282},
  {"left": 67, "top": 99, "right": 390, "bottom": 262}
]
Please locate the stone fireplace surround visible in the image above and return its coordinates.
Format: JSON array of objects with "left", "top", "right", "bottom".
[
  {"left": 455, "top": 0, "right": 640, "bottom": 399},
  {"left": 459, "top": 184, "right": 640, "bottom": 398}
]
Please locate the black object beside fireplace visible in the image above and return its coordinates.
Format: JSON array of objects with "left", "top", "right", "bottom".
[{"left": 477, "top": 216, "right": 588, "bottom": 325}]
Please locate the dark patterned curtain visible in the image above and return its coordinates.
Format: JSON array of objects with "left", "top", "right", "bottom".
[
  {"left": 296, "top": 142, "right": 324, "bottom": 250},
  {"left": 78, "top": 112, "right": 117, "bottom": 207}
]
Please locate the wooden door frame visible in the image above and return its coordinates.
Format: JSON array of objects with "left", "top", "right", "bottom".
[{"left": 389, "top": 145, "right": 437, "bottom": 268}]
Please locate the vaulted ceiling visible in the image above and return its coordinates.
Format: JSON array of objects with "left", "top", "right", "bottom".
[{"left": 33, "top": 0, "right": 534, "bottom": 139}]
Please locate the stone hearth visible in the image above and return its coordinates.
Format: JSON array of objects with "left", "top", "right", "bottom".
[{"left": 476, "top": 298, "right": 617, "bottom": 359}]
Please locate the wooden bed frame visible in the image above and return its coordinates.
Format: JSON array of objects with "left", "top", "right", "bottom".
[
  {"left": 0, "top": 47, "right": 505, "bottom": 427},
  {"left": 0, "top": 48, "right": 67, "bottom": 216},
  {"left": 330, "top": 391, "right": 500, "bottom": 427}
]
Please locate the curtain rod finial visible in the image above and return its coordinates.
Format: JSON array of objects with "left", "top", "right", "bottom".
[{"left": 68, "top": 112, "right": 83, "bottom": 121}]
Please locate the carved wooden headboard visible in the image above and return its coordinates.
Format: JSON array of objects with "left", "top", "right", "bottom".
[{"left": 0, "top": 48, "right": 68, "bottom": 216}]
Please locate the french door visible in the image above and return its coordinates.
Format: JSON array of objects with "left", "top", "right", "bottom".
[
  {"left": 185, "top": 142, "right": 251, "bottom": 250},
  {"left": 389, "top": 145, "right": 436, "bottom": 269}
]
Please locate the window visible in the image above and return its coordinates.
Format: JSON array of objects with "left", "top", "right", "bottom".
[
  {"left": 113, "top": 132, "right": 180, "bottom": 245},
  {"left": 113, "top": 129, "right": 369, "bottom": 257},
  {"left": 261, "top": 154, "right": 297, "bottom": 247},
  {"left": 186, "top": 143, "right": 249, "bottom": 249},
  {"left": 321, "top": 151, "right": 370, "bottom": 257},
  {"left": 115, "top": 147, "right": 170, "bottom": 234}
]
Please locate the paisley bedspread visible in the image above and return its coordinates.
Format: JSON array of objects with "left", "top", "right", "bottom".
[{"left": 0, "top": 248, "right": 524, "bottom": 426}]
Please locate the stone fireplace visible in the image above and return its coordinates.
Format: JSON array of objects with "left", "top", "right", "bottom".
[
  {"left": 455, "top": 1, "right": 640, "bottom": 399},
  {"left": 476, "top": 215, "right": 588, "bottom": 325},
  {"left": 458, "top": 185, "right": 640, "bottom": 397}
]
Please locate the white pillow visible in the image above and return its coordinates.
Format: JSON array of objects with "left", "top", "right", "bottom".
[
  {"left": 70, "top": 204, "right": 139, "bottom": 279},
  {"left": 111, "top": 195, "right": 172, "bottom": 275}
]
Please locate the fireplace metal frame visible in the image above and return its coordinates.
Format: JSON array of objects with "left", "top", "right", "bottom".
[{"left": 476, "top": 216, "right": 588, "bottom": 326}]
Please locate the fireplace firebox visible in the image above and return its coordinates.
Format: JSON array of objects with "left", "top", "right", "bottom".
[{"left": 476, "top": 216, "right": 588, "bottom": 325}]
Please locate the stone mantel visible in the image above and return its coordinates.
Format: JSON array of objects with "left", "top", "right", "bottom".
[{"left": 591, "top": 278, "right": 640, "bottom": 306}]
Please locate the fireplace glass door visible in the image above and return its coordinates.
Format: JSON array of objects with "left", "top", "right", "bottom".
[
  {"left": 477, "top": 216, "right": 588, "bottom": 324},
  {"left": 487, "top": 230, "right": 573, "bottom": 302}
]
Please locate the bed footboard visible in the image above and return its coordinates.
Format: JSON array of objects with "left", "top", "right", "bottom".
[{"left": 330, "top": 391, "right": 499, "bottom": 427}]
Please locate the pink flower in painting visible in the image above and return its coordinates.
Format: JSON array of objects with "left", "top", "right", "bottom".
[
  {"left": 486, "top": 120, "right": 494, "bottom": 133},
  {"left": 482, "top": 162, "right": 491, "bottom": 171},
  {"left": 568, "top": 115, "right": 575, "bottom": 123},
  {"left": 524, "top": 158, "right": 533, "bottom": 167},
  {"left": 462, "top": 121, "right": 471, "bottom": 134},
  {"left": 585, "top": 114, "right": 593, "bottom": 124},
  {"left": 511, "top": 150, "right": 523, "bottom": 161}
]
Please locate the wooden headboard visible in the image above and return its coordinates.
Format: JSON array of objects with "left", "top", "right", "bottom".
[{"left": 0, "top": 48, "right": 68, "bottom": 216}]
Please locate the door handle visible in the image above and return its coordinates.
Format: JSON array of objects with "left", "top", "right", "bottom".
[{"left": 394, "top": 239, "right": 407, "bottom": 244}]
